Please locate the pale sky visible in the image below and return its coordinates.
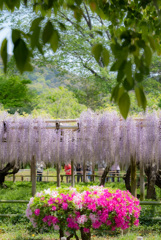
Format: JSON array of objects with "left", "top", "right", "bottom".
[{"left": 0, "top": 27, "right": 13, "bottom": 55}]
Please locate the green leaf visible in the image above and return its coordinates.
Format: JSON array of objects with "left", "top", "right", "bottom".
[
  {"left": 124, "top": 60, "right": 132, "bottom": 84},
  {"left": 134, "top": 56, "right": 141, "bottom": 68},
  {"left": 139, "top": 62, "right": 149, "bottom": 75},
  {"left": 115, "top": 86, "right": 125, "bottom": 103},
  {"left": 119, "top": 92, "right": 130, "bottom": 119},
  {"left": 111, "top": 43, "right": 121, "bottom": 56},
  {"left": 13, "top": 38, "right": 32, "bottom": 73},
  {"left": 5, "top": 0, "right": 20, "bottom": 10},
  {"left": 12, "top": 29, "right": 21, "bottom": 44},
  {"left": 117, "top": 69, "right": 125, "bottom": 83},
  {"left": 50, "top": 30, "right": 59, "bottom": 52},
  {"left": 129, "top": 44, "right": 136, "bottom": 53},
  {"left": 102, "top": 47, "right": 109, "bottom": 66},
  {"left": 42, "top": 21, "right": 53, "bottom": 44},
  {"left": 23, "top": 62, "right": 33, "bottom": 72},
  {"left": 123, "top": 78, "right": 134, "bottom": 91},
  {"left": 135, "top": 87, "right": 147, "bottom": 111},
  {"left": 74, "top": 7, "right": 83, "bottom": 22},
  {"left": 37, "top": 43, "right": 43, "bottom": 55},
  {"left": 110, "top": 59, "right": 123, "bottom": 71},
  {"left": 23, "top": 0, "right": 27, "bottom": 6},
  {"left": 144, "top": 45, "right": 152, "bottom": 67},
  {"left": 148, "top": 36, "right": 156, "bottom": 51},
  {"left": 136, "top": 39, "right": 145, "bottom": 48},
  {"left": 31, "top": 26, "right": 41, "bottom": 49},
  {"left": 91, "top": 43, "right": 102, "bottom": 63},
  {"left": 0, "top": 1, "right": 4, "bottom": 9},
  {"left": 58, "top": 22, "right": 66, "bottom": 31},
  {"left": 110, "top": 62, "right": 118, "bottom": 72},
  {"left": 135, "top": 72, "right": 144, "bottom": 82},
  {"left": 30, "top": 17, "right": 44, "bottom": 31},
  {"left": 15, "top": 0, "right": 20, "bottom": 8},
  {"left": 110, "top": 84, "right": 119, "bottom": 101},
  {"left": 1, "top": 38, "right": 8, "bottom": 73},
  {"left": 95, "top": 30, "right": 103, "bottom": 36}
]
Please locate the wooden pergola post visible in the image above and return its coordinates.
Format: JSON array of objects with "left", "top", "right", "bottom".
[
  {"left": 131, "top": 155, "right": 137, "bottom": 197},
  {"left": 71, "top": 159, "right": 75, "bottom": 187},
  {"left": 83, "top": 160, "right": 86, "bottom": 182},
  {"left": 31, "top": 155, "right": 36, "bottom": 197},
  {"left": 57, "top": 163, "right": 60, "bottom": 187},
  {"left": 92, "top": 163, "right": 95, "bottom": 182},
  {"left": 140, "top": 161, "right": 145, "bottom": 200}
]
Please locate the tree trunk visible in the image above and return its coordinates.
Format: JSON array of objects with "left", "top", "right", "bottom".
[
  {"left": 99, "top": 165, "right": 110, "bottom": 186},
  {"left": 83, "top": 160, "right": 86, "bottom": 182},
  {"left": 67, "top": 233, "right": 79, "bottom": 240},
  {"left": 123, "top": 165, "right": 131, "bottom": 192},
  {"left": 57, "top": 163, "right": 60, "bottom": 187},
  {"left": 0, "top": 174, "right": 5, "bottom": 187},
  {"left": 155, "top": 170, "right": 161, "bottom": 188},
  {"left": 31, "top": 155, "right": 36, "bottom": 197},
  {"left": 131, "top": 156, "right": 137, "bottom": 197},
  {"left": 0, "top": 162, "right": 19, "bottom": 187},
  {"left": 80, "top": 227, "right": 91, "bottom": 240},
  {"left": 140, "top": 161, "right": 145, "bottom": 200},
  {"left": 145, "top": 163, "right": 157, "bottom": 199},
  {"left": 59, "top": 228, "right": 64, "bottom": 239},
  {"left": 71, "top": 159, "right": 74, "bottom": 187}
]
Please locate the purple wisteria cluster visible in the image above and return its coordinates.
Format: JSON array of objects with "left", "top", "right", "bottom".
[
  {"left": 0, "top": 111, "right": 161, "bottom": 166},
  {"left": 26, "top": 186, "right": 141, "bottom": 239}
]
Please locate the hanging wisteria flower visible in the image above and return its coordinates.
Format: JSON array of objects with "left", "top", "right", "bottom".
[{"left": 1, "top": 110, "right": 161, "bottom": 166}]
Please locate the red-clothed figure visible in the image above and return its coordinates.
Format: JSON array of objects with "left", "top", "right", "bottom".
[{"left": 64, "top": 164, "right": 71, "bottom": 175}]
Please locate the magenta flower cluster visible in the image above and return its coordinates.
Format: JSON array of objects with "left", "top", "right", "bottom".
[{"left": 26, "top": 186, "right": 141, "bottom": 237}]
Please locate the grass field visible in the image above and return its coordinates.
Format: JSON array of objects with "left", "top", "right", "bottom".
[{"left": 1, "top": 177, "right": 161, "bottom": 239}]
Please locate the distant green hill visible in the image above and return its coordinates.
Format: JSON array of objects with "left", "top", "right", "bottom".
[
  {"left": 24, "top": 65, "right": 64, "bottom": 93},
  {"left": 0, "top": 56, "right": 71, "bottom": 93}
]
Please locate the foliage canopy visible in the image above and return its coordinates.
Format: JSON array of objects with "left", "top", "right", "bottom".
[
  {"left": 1, "top": 0, "right": 161, "bottom": 117},
  {"left": 0, "top": 74, "right": 36, "bottom": 114}
]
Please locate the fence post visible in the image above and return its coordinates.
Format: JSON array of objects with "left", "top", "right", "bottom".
[
  {"left": 71, "top": 159, "right": 74, "bottom": 187},
  {"left": 83, "top": 160, "right": 86, "bottom": 182},
  {"left": 57, "top": 163, "right": 60, "bottom": 187},
  {"left": 61, "top": 175, "right": 63, "bottom": 182},
  {"left": 131, "top": 155, "right": 137, "bottom": 197},
  {"left": 92, "top": 163, "right": 95, "bottom": 182},
  {"left": 31, "top": 155, "right": 36, "bottom": 197}
]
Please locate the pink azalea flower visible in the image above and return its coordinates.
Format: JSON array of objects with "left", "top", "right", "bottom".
[
  {"left": 52, "top": 206, "right": 57, "bottom": 211},
  {"left": 34, "top": 209, "right": 40, "bottom": 216},
  {"left": 54, "top": 224, "right": 60, "bottom": 230},
  {"left": 83, "top": 228, "right": 90, "bottom": 233},
  {"left": 62, "top": 203, "right": 68, "bottom": 210}
]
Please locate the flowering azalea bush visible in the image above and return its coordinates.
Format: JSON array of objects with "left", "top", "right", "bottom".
[{"left": 26, "top": 186, "right": 141, "bottom": 240}]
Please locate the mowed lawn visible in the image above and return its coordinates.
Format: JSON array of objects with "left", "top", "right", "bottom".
[{"left": 0, "top": 178, "right": 161, "bottom": 239}]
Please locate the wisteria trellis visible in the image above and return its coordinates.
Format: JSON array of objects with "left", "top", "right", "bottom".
[{"left": 0, "top": 111, "right": 161, "bottom": 167}]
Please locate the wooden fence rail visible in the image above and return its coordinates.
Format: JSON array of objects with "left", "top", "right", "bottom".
[
  {"left": 0, "top": 200, "right": 28, "bottom": 203},
  {"left": 6, "top": 172, "right": 136, "bottom": 182},
  {"left": 0, "top": 200, "right": 160, "bottom": 205}
]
